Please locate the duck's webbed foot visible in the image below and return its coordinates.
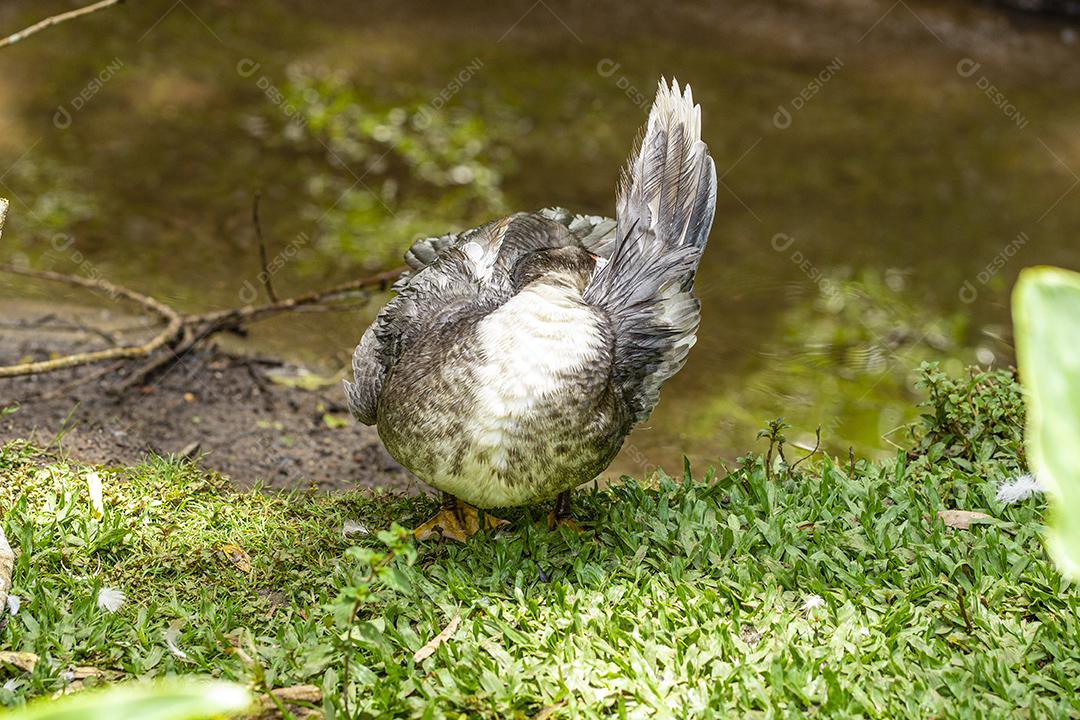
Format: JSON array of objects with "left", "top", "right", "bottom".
[
  {"left": 414, "top": 493, "right": 509, "bottom": 542},
  {"left": 546, "top": 489, "right": 582, "bottom": 532}
]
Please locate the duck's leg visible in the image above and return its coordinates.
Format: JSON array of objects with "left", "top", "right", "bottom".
[
  {"left": 547, "top": 489, "right": 580, "bottom": 531},
  {"left": 414, "top": 493, "right": 508, "bottom": 542},
  {"left": 413, "top": 492, "right": 470, "bottom": 542}
]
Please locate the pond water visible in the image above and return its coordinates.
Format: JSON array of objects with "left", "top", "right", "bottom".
[{"left": 1, "top": 0, "right": 1079, "bottom": 479}]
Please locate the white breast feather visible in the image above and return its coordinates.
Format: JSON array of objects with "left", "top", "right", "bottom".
[{"left": 435, "top": 282, "right": 603, "bottom": 506}]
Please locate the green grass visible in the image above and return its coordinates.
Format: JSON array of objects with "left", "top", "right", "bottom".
[{"left": 1, "top": 365, "right": 1078, "bottom": 718}]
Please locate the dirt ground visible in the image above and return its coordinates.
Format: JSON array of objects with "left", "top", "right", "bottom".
[{"left": 0, "top": 308, "right": 420, "bottom": 493}]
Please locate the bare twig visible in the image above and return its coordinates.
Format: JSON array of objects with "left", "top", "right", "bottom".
[
  {"left": 0, "top": 0, "right": 125, "bottom": 50},
  {"left": 789, "top": 426, "right": 822, "bottom": 473},
  {"left": 0, "top": 264, "right": 183, "bottom": 378},
  {"left": 0, "top": 315, "right": 119, "bottom": 346},
  {"left": 251, "top": 192, "right": 278, "bottom": 303},
  {"left": 185, "top": 265, "right": 405, "bottom": 329},
  {"left": 956, "top": 585, "right": 973, "bottom": 632},
  {"left": 115, "top": 325, "right": 204, "bottom": 392},
  {"left": 39, "top": 360, "right": 126, "bottom": 401}
]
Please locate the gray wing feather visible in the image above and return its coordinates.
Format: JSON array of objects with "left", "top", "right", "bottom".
[
  {"left": 344, "top": 245, "right": 485, "bottom": 425},
  {"left": 583, "top": 79, "right": 717, "bottom": 425}
]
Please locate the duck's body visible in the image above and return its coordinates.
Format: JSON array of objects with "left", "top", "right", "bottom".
[
  {"left": 345, "top": 80, "right": 717, "bottom": 533},
  {"left": 376, "top": 219, "right": 628, "bottom": 508}
]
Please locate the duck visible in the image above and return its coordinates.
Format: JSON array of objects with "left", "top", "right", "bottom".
[{"left": 344, "top": 79, "right": 717, "bottom": 541}]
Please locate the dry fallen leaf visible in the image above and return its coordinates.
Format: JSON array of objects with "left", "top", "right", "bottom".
[
  {"left": 86, "top": 471, "right": 104, "bottom": 520},
  {"left": 70, "top": 666, "right": 111, "bottom": 680},
  {"left": 60, "top": 666, "right": 122, "bottom": 694},
  {"left": 534, "top": 701, "right": 568, "bottom": 720},
  {"left": 270, "top": 685, "right": 322, "bottom": 704},
  {"left": 0, "top": 651, "right": 39, "bottom": 673},
  {"left": 938, "top": 510, "right": 993, "bottom": 530},
  {"left": 412, "top": 614, "right": 461, "bottom": 663},
  {"left": 245, "top": 684, "right": 323, "bottom": 719},
  {"left": 221, "top": 544, "right": 252, "bottom": 574}
]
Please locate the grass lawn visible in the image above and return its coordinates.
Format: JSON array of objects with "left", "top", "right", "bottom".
[{"left": 0, "top": 365, "right": 1078, "bottom": 718}]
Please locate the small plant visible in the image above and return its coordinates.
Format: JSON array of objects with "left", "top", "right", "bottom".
[
  {"left": 756, "top": 417, "right": 791, "bottom": 480},
  {"left": 333, "top": 525, "right": 417, "bottom": 717},
  {"left": 913, "top": 362, "right": 1026, "bottom": 470},
  {"left": 1013, "top": 265, "right": 1080, "bottom": 578}
]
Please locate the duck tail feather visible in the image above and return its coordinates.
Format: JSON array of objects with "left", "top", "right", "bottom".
[{"left": 585, "top": 78, "right": 717, "bottom": 424}]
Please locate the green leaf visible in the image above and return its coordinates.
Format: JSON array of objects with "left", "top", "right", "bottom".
[
  {"left": 5, "top": 679, "right": 251, "bottom": 720},
  {"left": 322, "top": 413, "right": 350, "bottom": 429},
  {"left": 1013, "top": 266, "right": 1080, "bottom": 578}
]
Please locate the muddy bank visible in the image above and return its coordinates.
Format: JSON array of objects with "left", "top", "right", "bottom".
[{"left": 0, "top": 307, "right": 419, "bottom": 493}]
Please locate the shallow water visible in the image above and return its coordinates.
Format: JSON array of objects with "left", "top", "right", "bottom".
[{"left": 1, "top": 0, "right": 1079, "bottom": 479}]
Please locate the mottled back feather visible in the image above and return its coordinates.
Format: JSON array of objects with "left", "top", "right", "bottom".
[{"left": 343, "top": 211, "right": 616, "bottom": 424}]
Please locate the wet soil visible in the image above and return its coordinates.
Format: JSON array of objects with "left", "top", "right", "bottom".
[{"left": 0, "top": 307, "right": 420, "bottom": 493}]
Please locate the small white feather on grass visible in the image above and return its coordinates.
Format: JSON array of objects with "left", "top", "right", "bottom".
[
  {"left": 164, "top": 627, "right": 189, "bottom": 660},
  {"left": 342, "top": 520, "right": 369, "bottom": 537},
  {"left": 97, "top": 587, "right": 126, "bottom": 613},
  {"left": 997, "top": 473, "right": 1044, "bottom": 505},
  {"left": 800, "top": 594, "right": 825, "bottom": 612},
  {"left": 86, "top": 471, "right": 104, "bottom": 519}
]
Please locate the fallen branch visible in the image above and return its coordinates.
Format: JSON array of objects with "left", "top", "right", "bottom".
[
  {"left": 0, "top": 190, "right": 408, "bottom": 386},
  {"left": 115, "top": 326, "right": 198, "bottom": 392},
  {"left": 0, "top": 314, "right": 120, "bottom": 346},
  {"left": 0, "top": 263, "right": 406, "bottom": 384},
  {"left": 39, "top": 360, "right": 127, "bottom": 401},
  {"left": 0, "top": 264, "right": 183, "bottom": 378},
  {"left": 0, "top": 0, "right": 125, "bottom": 50}
]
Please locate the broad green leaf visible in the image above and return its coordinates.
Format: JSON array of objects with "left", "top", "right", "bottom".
[
  {"left": 1013, "top": 265, "right": 1080, "bottom": 578},
  {"left": 4, "top": 678, "right": 251, "bottom": 720}
]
